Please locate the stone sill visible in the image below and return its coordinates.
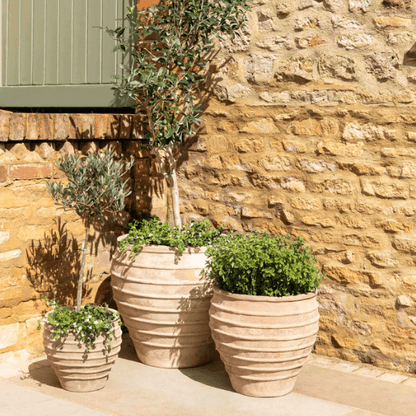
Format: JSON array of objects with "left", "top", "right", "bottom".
[{"left": 0, "top": 113, "right": 145, "bottom": 142}]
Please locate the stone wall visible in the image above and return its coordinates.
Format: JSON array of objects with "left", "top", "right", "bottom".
[
  {"left": 0, "top": 112, "right": 152, "bottom": 367},
  {"left": 175, "top": 0, "right": 416, "bottom": 372}
]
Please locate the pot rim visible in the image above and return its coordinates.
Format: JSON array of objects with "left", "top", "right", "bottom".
[{"left": 212, "top": 285, "right": 317, "bottom": 303}]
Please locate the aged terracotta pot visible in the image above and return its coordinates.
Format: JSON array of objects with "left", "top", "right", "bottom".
[
  {"left": 43, "top": 309, "right": 122, "bottom": 392},
  {"left": 110, "top": 241, "right": 215, "bottom": 368},
  {"left": 209, "top": 286, "right": 319, "bottom": 397}
]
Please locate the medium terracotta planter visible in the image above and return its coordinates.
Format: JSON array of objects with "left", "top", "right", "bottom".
[
  {"left": 110, "top": 241, "right": 215, "bottom": 368},
  {"left": 43, "top": 309, "right": 122, "bottom": 392},
  {"left": 209, "top": 287, "right": 319, "bottom": 397}
]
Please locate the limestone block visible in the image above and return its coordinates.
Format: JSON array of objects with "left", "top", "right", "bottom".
[
  {"left": 374, "top": 16, "right": 411, "bottom": 28},
  {"left": 235, "top": 138, "right": 264, "bottom": 153},
  {"left": 317, "top": 140, "right": 363, "bottom": 157},
  {"left": 361, "top": 177, "right": 409, "bottom": 199},
  {"left": 282, "top": 140, "right": 306, "bottom": 153},
  {"left": 367, "top": 252, "right": 398, "bottom": 268},
  {"left": 288, "top": 118, "right": 339, "bottom": 136},
  {"left": 343, "top": 123, "right": 398, "bottom": 141},
  {"left": 318, "top": 55, "right": 356, "bottom": 81},
  {"left": 301, "top": 215, "right": 334, "bottom": 228},
  {"left": 365, "top": 53, "right": 399, "bottom": 81},
  {"left": 281, "top": 210, "right": 295, "bottom": 224},
  {"left": 342, "top": 234, "right": 381, "bottom": 248},
  {"left": 0, "top": 322, "right": 19, "bottom": 349},
  {"left": 275, "top": 57, "right": 316, "bottom": 83},
  {"left": 246, "top": 54, "right": 275, "bottom": 84},
  {"left": 400, "top": 163, "right": 416, "bottom": 178},
  {"left": 10, "top": 143, "right": 30, "bottom": 160},
  {"left": 386, "top": 31, "right": 414, "bottom": 45},
  {"left": 276, "top": 2, "right": 293, "bottom": 15},
  {"left": 35, "top": 142, "right": 55, "bottom": 160},
  {"left": 213, "top": 81, "right": 251, "bottom": 103},
  {"left": 256, "top": 36, "right": 292, "bottom": 51},
  {"left": 348, "top": 0, "right": 370, "bottom": 11},
  {"left": 324, "top": 265, "right": 370, "bottom": 284},
  {"left": 258, "top": 155, "right": 291, "bottom": 171},
  {"left": 294, "top": 17, "right": 320, "bottom": 31},
  {"left": 382, "top": 147, "right": 416, "bottom": 157},
  {"left": 338, "top": 34, "right": 373, "bottom": 50},
  {"left": 290, "top": 197, "right": 321, "bottom": 210},
  {"left": 336, "top": 216, "right": 368, "bottom": 229},
  {"left": 0, "top": 230, "right": 10, "bottom": 244},
  {"left": 221, "top": 24, "right": 251, "bottom": 53},
  {"left": 240, "top": 118, "right": 277, "bottom": 134},
  {"left": 257, "top": 11, "right": 277, "bottom": 31},
  {"left": 280, "top": 177, "right": 305, "bottom": 192},
  {"left": 397, "top": 295, "right": 412, "bottom": 307},
  {"left": 296, "top": 36, "right": 326, "bottom": 49},
  {"left": 393, "top": 238, "right": 416, "bottom": 254},
  {"left": 0, "top": 250, "right": 22, "bottom": 262},
  {"left": 331, "top": 15, "right": 362, "bottom": 29},
  {"left": 308, "top": 178, "right": 354, "bottom": 195},
  {"left": 241, "top": 207, "right": 273, "bottom": 219},
  {"left": 376, "top": 219, "right": 412, "bottom": 233},
  {"left": 296, "top": 158, "right": 335, "bottom": 173},
  {"left": 354, "top": 201, "right": 382, "bottom": 214}
]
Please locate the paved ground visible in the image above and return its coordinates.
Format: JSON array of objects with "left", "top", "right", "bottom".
[{"left": 1, "top": 334, "right": 415, "bottom": 416}]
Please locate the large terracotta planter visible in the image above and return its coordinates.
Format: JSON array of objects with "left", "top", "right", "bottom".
[
  {"left": 209, "top": 287, "right": 319, "bottom": 397},
  {"left": 43, "top": 309, "right": 122, "bottom": 392},
  {"left": 110, "top": 241, "right": 215, "bottom": 368}
]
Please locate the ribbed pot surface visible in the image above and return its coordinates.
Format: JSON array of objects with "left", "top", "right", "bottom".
[
  {"left": 209, "top": 287, "right": 319, "bottom": 397},
  {"left": 43, "top": 309, "right": 122, "bottom": 392},
  {"left": 110, "top": 241, "right": 215, "bottom": 368}
]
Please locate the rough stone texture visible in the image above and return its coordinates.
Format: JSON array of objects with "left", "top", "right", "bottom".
[
  {"left": 0, "top": 114, "right": 150, "bottom": 364},
  {"left": 171, "top": 0, "right": 416, "bottom": 375}
]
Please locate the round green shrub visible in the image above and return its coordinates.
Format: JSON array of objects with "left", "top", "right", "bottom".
[
  {"left": 204, "top": 232, "right": 323, "bottom": 297},
  {"left": 119, "top": 216, "right": 224, "bottom": 257}
]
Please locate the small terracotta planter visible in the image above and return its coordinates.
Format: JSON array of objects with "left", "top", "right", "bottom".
[
  {"left": 111, "top": 241, "right": 215, "bottom": 368},
  {"left": 43, "top": 309, "right": 122, "bottom": 392},
  {"left": 209, "top": 287, "right": 319, "bottom": 397}
]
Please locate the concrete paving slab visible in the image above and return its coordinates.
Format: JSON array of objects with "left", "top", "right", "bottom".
[
  {"left": 5, "top": 334, "right": 415, "bottom": 416},
  {"left": 295, "top": 364, "right": 416, "bottom": 416},
  {"left": 0, "top": 379, "right": 111, "bottom": 416}
]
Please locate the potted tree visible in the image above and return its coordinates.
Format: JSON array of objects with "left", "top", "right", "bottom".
[
  {"left": 39, "top": 148, "right": 134, "bottom": 392},
  {"left": 105, "top": 0, "right": 250, "bottom": 368},
  {"left": 205, "top": 232, "right": 323, "bottom": 397}
]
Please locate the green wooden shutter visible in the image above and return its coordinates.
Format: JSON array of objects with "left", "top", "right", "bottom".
[{"left": 0, "top": 0, "right": 133, "bottom": 107}]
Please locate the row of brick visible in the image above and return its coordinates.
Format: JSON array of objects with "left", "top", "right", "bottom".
[{"left": 0, "top": 113, "right": 145, "bottom": 142}]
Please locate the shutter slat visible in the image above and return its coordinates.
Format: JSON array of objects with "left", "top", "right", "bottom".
[{"left": 45, "top": 0, "right": 58, "bottom": 85}]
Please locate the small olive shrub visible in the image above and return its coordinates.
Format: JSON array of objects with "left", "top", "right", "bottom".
[
  {"left": 119, "top": 216, "right": 224, "bottom": 256},
  {"left": 38, "top": 299, "right": 122, "bottom": 350},
  {"left": 204, "top": 232, "right": 323, "bottom": 297}
]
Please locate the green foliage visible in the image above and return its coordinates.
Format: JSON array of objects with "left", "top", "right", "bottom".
[
  {"left": 204, "top": 232, "right": 323, "bottom": 297},
  {"left": 47, "top": 149, "right": 134, "bottom": 221},
  {"left": 106, "top": 0, "right": 251, "bottom": 148},
  {"left": 38, "top": 299, "right": 122, "bottom": 350},
  {"left": 119, "top": 216, "right": 224, "bottom": 256}
]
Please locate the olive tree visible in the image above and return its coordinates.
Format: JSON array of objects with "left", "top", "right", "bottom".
[{"left": 106, "top": 0, "right": 250, "bottom": 227}]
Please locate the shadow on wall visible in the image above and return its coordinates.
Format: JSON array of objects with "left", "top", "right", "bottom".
[{"left": 25, "top": 217, "right": 89, "bottom": 306}]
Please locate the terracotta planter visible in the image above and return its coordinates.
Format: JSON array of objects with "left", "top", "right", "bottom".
[
  {"left": 43, "top": 309, "right": 122, "bottom": 392},
  {"left": 209, "top": 287, "right": 319, "bottom": 397},
  {"left": 110, "top": 241, "right": 215, "bottom": 368}
]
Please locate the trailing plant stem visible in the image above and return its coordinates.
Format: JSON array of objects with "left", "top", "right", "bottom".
[
  {"left": 77, "top": 218, "right": 90, "bottom": 312},
  {"left": 169, "top": 166, "right": 181, "bottom": 228}
]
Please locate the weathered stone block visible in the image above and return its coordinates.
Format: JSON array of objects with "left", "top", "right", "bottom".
[
  {"left": 275, "top": 57, "right": 315, "bottom": 83},
  {"left": 343, "top": 123, "right": 398, "bottom": 141},
  {"left": 0, "top": 230, "right": 10, "bottom": 244},
  {"left": 393, "top": 238, "right": 416, "bottom": 254},
  {"left": 241, "top": 207, "right": 273, "bottom": 219},
  {"left": 367, "top": 252, "right": 398, "bottom": 268},
  {"left": 318, "top": 55, "right": 356, "bottom": 80},
  {"left": 331, "top": 15, "right": 362, "bottom": 29},
  {"left": 349, "top": 0, "right": 370, "bottom": 11},
  {"left": 54, "top": 114, "right": 69, "bottom": 141},
  {"left": 0, "top": 249, "right": 22, "bottom": 262},
  {"left": 365, "top": 53, "right": 399, "bottom": 81},
  {"left": 240, "top": 118, "right": 278, "bottom": 134},
  {"left": 383, "top": 0, "right": 411, "bottom": 8},
  {"left": 256, "top": 36, "right": 292, "bottom": 52},
  {"left": 290, "top": 197, "right": 321, "bottom": 210},
  {"left": 35, "top": 142, "right": 55, "bottom": 160},
  {"left": 338, "top": 34, "right": 373, "bottom": 50},
  {"left": 301, "top": 215, "right": 334, "bottom": 227},
  {"left": 280, "top": 177, "right": 305, "bottom": 192},
  {"left": 296, "top": 158, "right": 335, "bottom": 173},
  {"left": 361, "top": 177, "right": 409, "bottom": 199},
  {"left": 317, "top": 140, "right": 364, "bottom": 157},
  {"left": 294, "top": 17, "right": 320, "bottom": 31},
  {"left": 0, "top": 322, "right": 19, "bottom": 349},
  {"left": 9, "top": 114, "right": 25, "bottom": 141},
  {"left": 342, "top": 234, "right": 381, "bottom": 248},
  {"left": 246, "top": 54, "right": 275, "bottom": 84},
  {"left": 282, "top": 139, "right": 306, "bottom": 153},
  {"left": 296, "top": 36, "right": 326, "bottom": 49},
  {"left": 258, "top": 155, "right": 291, "bottom": 171},
  {"left": 337, "top": 216, "right": 368, "bottom": 229},
  {"left": 376, "top": 219, "right": 412, "bottom": 232},
  {"left": 288, "top": 118, "right": 339, "bottom": 136},
  {"left": 235, "top": 138, "right": 264, "bottom": 153},
  {"left": 308, "top": 178, "right": 354, "bottom": 195},
  {"left": 374, "top": 16, "right": 411, "bottom": 28}
]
